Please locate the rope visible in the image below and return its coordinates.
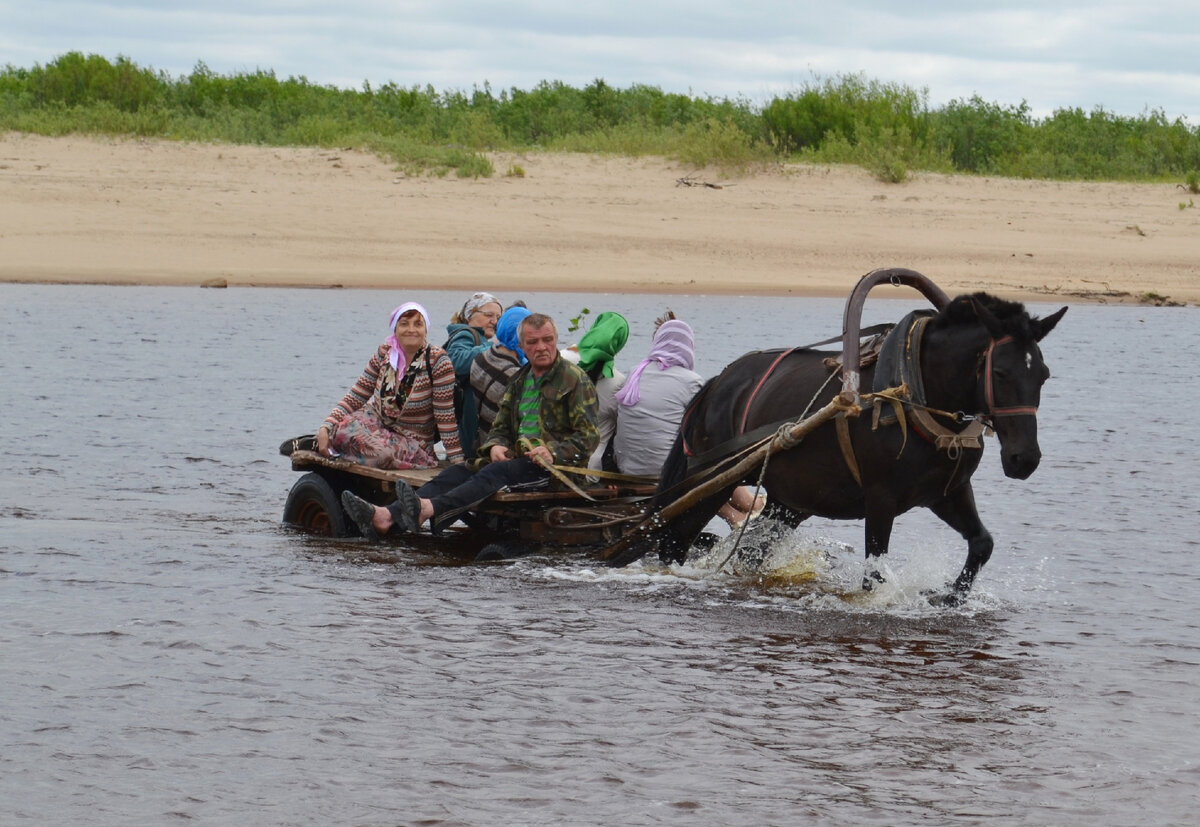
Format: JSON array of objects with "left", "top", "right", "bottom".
[
  {"left": 711, "top": 379, "right": 949, "bottom": 575},
  {"left": 549, "top": 465, "right": 658, "bottom": 485},
  {"left": 715, "top": 452, "right": 771, "bottom": 574}
]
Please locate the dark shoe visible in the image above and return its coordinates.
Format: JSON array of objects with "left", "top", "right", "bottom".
[
  {"left": 340, "top": 490, "right": 381, "bottom": 542},
  {"left": 279, "top": 434, "right": 317, "bottom": 456},
  {"left": 392, "top": 480, "right": 421, "bottom": 533}
]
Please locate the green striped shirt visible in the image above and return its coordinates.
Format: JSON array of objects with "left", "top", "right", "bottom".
[{"left": 517, "top": 373, "right": 543, "bottom": 439}]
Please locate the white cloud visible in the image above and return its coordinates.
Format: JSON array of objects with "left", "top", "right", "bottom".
[{"left": 4, "top": 0, "right": 1198, "bottom": 122}]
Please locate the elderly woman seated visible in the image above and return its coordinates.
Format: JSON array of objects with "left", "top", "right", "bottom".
[
  {"left": 316, "top": 301, "right": 463, "bottom": 469},
  {"left": 444, "top": 291, "right": 504, "bottom": 455}
]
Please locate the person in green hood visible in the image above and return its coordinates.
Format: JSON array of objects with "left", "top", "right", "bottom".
[
  {"left": 572, "top": 311, "right": 629, "bottom": 384},
  {"left": 567, "top": 311, "right": 629, "bottom": 470}
]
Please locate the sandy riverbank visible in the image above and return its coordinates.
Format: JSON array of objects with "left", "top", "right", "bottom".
[{"left": 1, "top": 132, "right": 1196, "bottom": 305}]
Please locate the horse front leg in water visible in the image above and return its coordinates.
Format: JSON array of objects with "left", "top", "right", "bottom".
[
  {"left": 928, "top": 483, "right": 994, "bottom": 606},
  {"left": 862, "top": 498, "right": 897, "bottom": 592}
]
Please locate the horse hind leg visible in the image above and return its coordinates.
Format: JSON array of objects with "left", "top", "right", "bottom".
[
  {"left": 657, "top": 488, "right": 735, "bottom": 565},
  {"left": 762, "top": 496, "right": 809, "bottom": 528}
]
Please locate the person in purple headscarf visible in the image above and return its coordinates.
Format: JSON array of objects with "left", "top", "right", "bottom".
[
  {"left": 608, "top": 311, "right": 764, "bottom": 527},
  {"left": 608, "top": 313, "right": 704, "bottom": 476},
  {"left": 315, "top": 301, "right": 464, "bottom": 469}
]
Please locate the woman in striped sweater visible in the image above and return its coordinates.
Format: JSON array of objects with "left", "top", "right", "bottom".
[{"left": 315, "top": 302, "right": 464, "bottom": 469}]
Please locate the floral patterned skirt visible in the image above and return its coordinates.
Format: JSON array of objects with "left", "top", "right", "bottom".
[{"left": 329, "top": 406, "right": 439, "bottom": 470}]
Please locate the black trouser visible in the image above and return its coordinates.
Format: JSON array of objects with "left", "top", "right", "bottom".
[{"left": 388, "top": 457, "right": 548, "bottom": 530}]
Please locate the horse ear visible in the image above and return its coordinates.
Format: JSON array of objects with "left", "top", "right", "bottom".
[
  {"left": 1034, "top": 306, "right": 1068, "bottom": 341},
  {"left": 970, "top": 296, "right": 1006, "bottom": 339}
]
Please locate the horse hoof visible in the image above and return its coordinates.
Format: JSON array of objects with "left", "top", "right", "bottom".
[
  {"left": 924, "top": 588, "right": 964, "bottom": 607},
  {"left": 861, "top": 570, "right": 885, "bottom": 591}
]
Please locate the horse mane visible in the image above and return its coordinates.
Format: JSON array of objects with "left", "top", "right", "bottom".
[{"left": 930, "top": 292, "right": 1038, "bottom": 341}]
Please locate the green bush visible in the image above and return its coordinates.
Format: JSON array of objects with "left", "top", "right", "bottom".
[
  {"left": 930, "top": 96, "right": 1033, "bottom": 174},
  {"left": 3, "top": 53, "right": 1200, "bottom": 183},
  {"left": 675, "top": 116, "right": 772, "bottom": 173}
]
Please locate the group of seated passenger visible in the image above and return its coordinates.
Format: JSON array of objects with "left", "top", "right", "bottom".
[{"left": 315, "top": 293, "right": 762, "bottom": 540}]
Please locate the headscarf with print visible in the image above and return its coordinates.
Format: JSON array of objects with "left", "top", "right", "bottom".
[
  {"left": 459, "top": 292, "right": 502, "bottom": 323},
  {"left": 575, "top": 312, "right": 629, "bottom": 380},
  {"left": 614, "top": 319, "right": 696, "bottom": 406},
  {"left": 384, "top": 301, "right": 432, "bottom": 378},
  {"left": 495, "top": 305, "right": 532, "bottom": 365}
]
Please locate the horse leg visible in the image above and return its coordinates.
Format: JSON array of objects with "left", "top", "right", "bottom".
[
  {"left": 657, "top": 487, "right": 733, "bottom": 565},
  {"left": 928, "top": 483, "right": 994, "bottom": 605},
  {"left": 762, "top": 496, "right": 809, "bottom": 528},
  {"left": 862, "top": 496, "right": 896, "bottom": 591}
]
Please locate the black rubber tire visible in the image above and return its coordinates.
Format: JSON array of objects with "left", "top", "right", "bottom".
[
  {"left": 282, "top": 472, "right": 354, "bottom": 537},
  {"left": 475, "top": 541, "right": 523, "bottom": 562}
]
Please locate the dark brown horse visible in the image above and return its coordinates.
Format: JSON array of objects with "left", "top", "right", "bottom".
[{"left": 607, "top": 290, "right": 1067, "bottom": 605}]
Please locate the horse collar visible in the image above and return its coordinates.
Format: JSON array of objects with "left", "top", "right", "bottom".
[{"left": 902, "top": 316, "right": 986, "bottom": 453}]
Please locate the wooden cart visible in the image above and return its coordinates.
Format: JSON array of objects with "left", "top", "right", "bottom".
[{"left": 281, "top": 447, "right": 657, "bottom": 556}]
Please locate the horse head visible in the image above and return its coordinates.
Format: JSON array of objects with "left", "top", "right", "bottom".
[{"left": 926, "top": 295, "right": 1067, "bottom": 480}]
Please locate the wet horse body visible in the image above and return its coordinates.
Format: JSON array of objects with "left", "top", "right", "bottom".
[{"left": 644, "top": 293, "right": 1067, "bottom": 601}]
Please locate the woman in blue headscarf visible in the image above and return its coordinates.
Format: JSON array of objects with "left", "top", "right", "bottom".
[{"left": 469, "top": 305, "right": 531, "bottom": 447}]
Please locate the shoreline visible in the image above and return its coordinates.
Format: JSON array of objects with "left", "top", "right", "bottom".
[
  {"left": 2, "top": 133, "right": 1196, "bottom": 306},
  {"left": 0, "top": 275, "right": 1148, "bottom": 307}
]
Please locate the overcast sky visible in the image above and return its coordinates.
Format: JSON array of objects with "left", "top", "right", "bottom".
[{"left": 5, "top": 1, "right": 1199, "bottom": 124}]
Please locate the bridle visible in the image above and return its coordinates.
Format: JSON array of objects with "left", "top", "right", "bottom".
[{"left": 981, "top": 335, "right": 1040, "bottom": 419}]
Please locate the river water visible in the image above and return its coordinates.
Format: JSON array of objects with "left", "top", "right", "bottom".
[{"left": 2, "top": 284, "right": 1197, "bottom": 825}]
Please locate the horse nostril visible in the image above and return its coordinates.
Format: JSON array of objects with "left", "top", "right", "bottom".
[{"left": 1002, "top": 445, "right": 1042, "bottom": 478}]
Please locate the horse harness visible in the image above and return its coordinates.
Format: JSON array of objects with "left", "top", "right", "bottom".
[
  {"left": 678, "top": 324, "right": 890, "bottom": 469},
  {"left": 692, "top": 316, "right": 1037, "bottom": 490}
]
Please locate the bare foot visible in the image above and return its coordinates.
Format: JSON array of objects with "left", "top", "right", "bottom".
[
  {"left": 417, "top": 498, "right": 435, "bottom": 528},
  {"left": 718, "top": 502, "right": 748, "bottom": 528},
  {"left": 372, "top": 505, "right": 394, "bottom": 534}
]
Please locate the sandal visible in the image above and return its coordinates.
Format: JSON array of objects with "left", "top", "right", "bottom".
[{"left": 340, "top": 490, "right": 381, "bottom": 542}]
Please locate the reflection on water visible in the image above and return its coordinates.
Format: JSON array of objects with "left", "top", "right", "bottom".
[{"left": 2, "top": 285, "right": 1198, "bottom": 824}]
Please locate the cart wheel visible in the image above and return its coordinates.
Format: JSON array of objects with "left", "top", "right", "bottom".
[
  {"left": 475, "top": 541, "right": 524, "bottom": 562},
  {"left": 283, "top": 472, "right": 353, "bottom": 537}
]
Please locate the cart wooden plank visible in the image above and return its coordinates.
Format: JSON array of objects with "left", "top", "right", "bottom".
[{"left": 289, "top": 450, "right": 656, "bottom": 502}]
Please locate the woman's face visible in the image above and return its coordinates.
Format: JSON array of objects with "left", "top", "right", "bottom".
[
  {"left": 393, "top": 311, "right": 427, "bottom": 351},
  {"left": 468, "top": 302, "right": 502, "bottom": 337}
]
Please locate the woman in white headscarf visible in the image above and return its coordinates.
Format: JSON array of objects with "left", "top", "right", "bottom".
[
  {"left": 315, "top": 301, "right": 463, "bottom": 469},
  {"left": 444, "top": 292, "right": 504, "bottom": 455}
]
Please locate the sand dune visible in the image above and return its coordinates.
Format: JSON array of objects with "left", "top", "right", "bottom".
[{"left": 2, "top": 132, "right": 1196, "bottom": 305}]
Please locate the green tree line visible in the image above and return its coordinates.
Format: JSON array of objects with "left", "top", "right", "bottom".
[{"left": 2, "top": 51, "right": 1198, "bottom": 186}]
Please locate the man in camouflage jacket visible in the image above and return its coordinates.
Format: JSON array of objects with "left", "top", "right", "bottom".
[
  {"left": 341, "top": 313, "right": 600, "bottom": 538},
  {"left": 478, "top": 330, "right": 599, "bottom": 470}
]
